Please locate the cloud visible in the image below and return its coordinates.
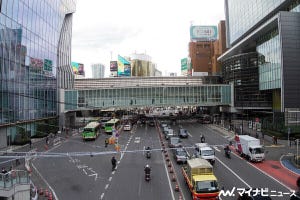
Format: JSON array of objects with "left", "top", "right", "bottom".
[
  {"left": 72, "top": 25, "right": 141, "bottom": 50},
  {"left": 72, "top": 0, "right": 225, "bottom": 77}
]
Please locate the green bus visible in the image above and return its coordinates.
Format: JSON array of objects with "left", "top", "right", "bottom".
[
  {"left": 82, "top": 121, "right": 101, "bottom": 140},
  {"left": 105, "top": 118, "right": 121, "bottom": 134}
]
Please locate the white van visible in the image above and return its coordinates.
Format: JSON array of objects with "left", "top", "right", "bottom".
[{"left": 123, "top": 124, "right": 132, "bottom": 131}]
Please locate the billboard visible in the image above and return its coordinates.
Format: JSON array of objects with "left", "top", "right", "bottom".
[
  {"left": 117, "top": 55, "right": 131, "bottom": 76},
  {"left": 30, "top": 57, "right": 43, "bottom": 71},
  {"left": 181, "top": 58, "right": 192, "bottom": 76},
  {"left": 71, "top": 62, "right": 85, "bottom": 75},
  {"left": 190, "top": 26, "right": 217, "bottom": 41},
  {"left": 110, "top": 61, "right": 118, "bottom": 71}
]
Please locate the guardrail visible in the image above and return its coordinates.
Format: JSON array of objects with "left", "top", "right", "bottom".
[{"left": 0, "top": 170, "right": 29, "bottom": 190}]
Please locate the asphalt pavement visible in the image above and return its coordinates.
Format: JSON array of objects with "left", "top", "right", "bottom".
[{"left": 208, "top": 122, "right": 300, "bottom": 192}]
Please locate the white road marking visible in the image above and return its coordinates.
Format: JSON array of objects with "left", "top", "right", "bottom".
[
  {"left": 213, "top": 146, "right": 221, "bottom": 152},
  {"left": 88, "top": 173, "right": 98, "bottom": 181},
  {"left": 162, "top": 151, "right": 176, "bottom": 200},
  {"left": 105, "top": 184, "right": 109, "bottom": 190},
  {"left": 109, "top": 177, "right": 112, "bottom": 182},
  {"left": 216, "top": 157, "right": 251, "bottom": 188},
  {"left": 100, "top": 193, "right": 104, "bottom": 199},
  {"left": 82, "top": 168, "right": 87, "bottom": 175}
]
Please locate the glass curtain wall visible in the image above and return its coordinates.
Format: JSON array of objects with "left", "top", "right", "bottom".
[
  {"left": 0, "top": 0, "right": 76, "bottom": 143},
  {"left": 257, "top": 29, "right": 281, "bottom": 90},
  {"left": 65, "top": 85, "right": 231, "bottom": 111}
]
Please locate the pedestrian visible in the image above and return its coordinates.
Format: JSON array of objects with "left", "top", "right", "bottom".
[
  {"left": 15, "top": 155, "right": 20, "bottom": 166},
  {"left": 105, "top": 138, "right": 109, "bottom": 148},
  {"left": 29, "top": 139, "right": 32, "bottom": 148},
  {"left": 111, "top": 156, "right": 117, "bottom": 171},
  {"left": 272, "top": 136, "right": 275, "bottom": 145},
  {"left": 46, "top": 136, "right": 49, "bottom": 145},
  {"left": 290, "top": 176, "right": 300, "bottom": 199},
  {"left": 1, "top": 167, "right": 7, "bottom": 174},
  {"left": 200, "top": 135, "right": 205, "bottom": 143},
  {"left": 274, "top": 136, "right": 278, "bottom": 145}
]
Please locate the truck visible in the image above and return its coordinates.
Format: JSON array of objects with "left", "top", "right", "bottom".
[
  {"left": 182, "top": 158, "right": 219, "bottom": 200},
  {"left": 234, "top": 135, "right": 265, "bottom": 162},
  {"left": 194, "top": 143, "right": 215, "bottom": 165}
]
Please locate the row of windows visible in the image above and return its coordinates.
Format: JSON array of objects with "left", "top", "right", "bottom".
[
  {"left": 65, "top": 86, "right": 232, "bottom": 110},
  {"left": 227, "top": 0, "right": 285, "bottom": 44}
]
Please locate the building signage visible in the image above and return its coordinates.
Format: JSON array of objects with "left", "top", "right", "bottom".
[
  {"left": 190, "top": 26, "right": 217, "bottom": 41},
  {"left": 44, "top": 59, "right": 52, "bottom": 72}
]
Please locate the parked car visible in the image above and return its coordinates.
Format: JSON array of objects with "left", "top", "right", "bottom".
[
  {"left": 168, "top": 137, "right": 182, "bottom": 148},
  {"left": 173, "top": 148, "right": 188, "bottom": 164},
  {"left": 178, "top": 128, "right": 188, "bottom": 138}
]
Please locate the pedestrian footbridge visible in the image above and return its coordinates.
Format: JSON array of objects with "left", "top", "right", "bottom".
[{"left": 63, "top": 76, "right": 232, "bottom": 111}]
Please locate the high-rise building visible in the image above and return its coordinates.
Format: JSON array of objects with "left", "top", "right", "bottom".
[
  {"left": 130, "top": 53, "right": 157, "bottom": 77},
  {"left": 0, "top": 0, "right": 76, "bottom": 148},
  {"left": 189, "top": 22, "right": 227, "bottom": 76},
  {"left": 91, "top": 63, "right": 105, "bottom": 78},
  {"left": 219, "top": 0, "right": 300, "bottom": 124}
]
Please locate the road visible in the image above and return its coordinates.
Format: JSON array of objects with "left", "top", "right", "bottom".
[{"left": 31, "top": 120, "right": 293, "bottom": 200}]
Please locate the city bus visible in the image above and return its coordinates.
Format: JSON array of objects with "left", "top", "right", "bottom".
[
  {"left": 105, "top": 118, "right": 121, "bottom": 134},
  {"left": 82, "top": 121, "right": 101, "bottom": 140}
]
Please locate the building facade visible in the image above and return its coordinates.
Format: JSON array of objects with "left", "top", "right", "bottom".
[
  {"left": 219, "top": 0, "right": 300, "bottom": 127},
  {"left": 0, "top": 0, "right": 76, "bottom": 148},
  {"left": 189, "top": 22, "right": 227, "bottom": 76},
  {"left": 130, "top": 53, "right": 159, "bottom": 77},
  {"left": 91, "top": 63, "right": 105, "bottom": 78}
]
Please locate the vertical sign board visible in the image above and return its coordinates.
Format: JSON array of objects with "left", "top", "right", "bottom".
[
  {"left": 44, "top": 59, "right": 52, "bottom": 76},
  {"left": 181, "top": 58, "right": 188, "bottom": 76}
]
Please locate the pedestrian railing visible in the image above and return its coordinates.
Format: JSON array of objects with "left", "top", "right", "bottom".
[{"left": 0, "top": 170, "right": 29, "bottom": 190}]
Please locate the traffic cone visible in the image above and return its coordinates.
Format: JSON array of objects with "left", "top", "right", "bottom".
[
  {"left": 175, "top": 184, "right": 179, "bottom": 192},
  {"left": 171, "top": 175, "right": 176, "bottom": 182},
  {"left": 39, "top": 188, "right": 44, "bottom": 195},
  {"left": 179, "top": 195, "right": 183, "bottom": 200},
  {"left": 165, "top": 153, "right": 168, "bottom": 157},
  {"left": 44, "top": 189, "right": 49, "bottom": 197},
  {"left": 169, "top": 167, "right": 174, "bottom": 173},
  {"left": 44, "top": 144, "right": 48, "bottom": 150},
  {"left": 168, "top": 161, "right": 171, "bottom": 167},
  {"left": 166, "top": 158, "right": 170, "bottom": 162},
  {"left": 48, "top": 192, "right": 53, "bottom": 200}
]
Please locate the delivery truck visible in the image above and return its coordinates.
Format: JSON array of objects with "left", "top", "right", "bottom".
[
  {"left": 234, "top": 135, "right": 265, "bottom": 162},
  {"left": 182, "top": 158, "right": 219, "bottom": 200}
]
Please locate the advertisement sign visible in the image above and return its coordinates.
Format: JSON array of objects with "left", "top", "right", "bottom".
[
  {"left": 117, "top": 55, "right": 131, "bottom": 76},
  {"left": 181, "top": 58, "right": 187, "bottom": 71},
  {"left": 71, "top": 62, "right": 79, "bottom": 74},
  {"left": 78, "top": 63, "right": 85, "bottom": 76},
  {"left": 110, "top": 61, "right": 118, "bottom": 71},
  {"left": 43, "top": 59, "right": 52, "bottom": 72},
  {"left": 71, "top": 62, "right": 85, "bottom": 75},
  {"left": 30, "top": 57, "right": 43, "bottom": 70},
  {"left": 190, "top": 26, "right": 218, "bottom": 41}
]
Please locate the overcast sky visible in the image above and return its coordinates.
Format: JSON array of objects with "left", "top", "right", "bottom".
[{"left": 71, "top": 0, "right": 225, "bottom": 77}]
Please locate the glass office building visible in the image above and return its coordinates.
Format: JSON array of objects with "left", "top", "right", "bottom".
[
  {"left": 0, "top": 0, "right": 76, "bottom": 148},
  {"left": 220, "top": 0, "right": 300, "bottom": 116}
]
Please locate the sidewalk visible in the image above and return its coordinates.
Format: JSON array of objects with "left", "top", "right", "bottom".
[
  {"left": 209, "top": 123, "right": 300, "bottom": 176},
  {"left": 0, "top": 132, "right": 68, "bottom": 200}
]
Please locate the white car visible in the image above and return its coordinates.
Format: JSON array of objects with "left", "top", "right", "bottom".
[{"left": 123, "top": 124, "right": 132, "bottom": 131}]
